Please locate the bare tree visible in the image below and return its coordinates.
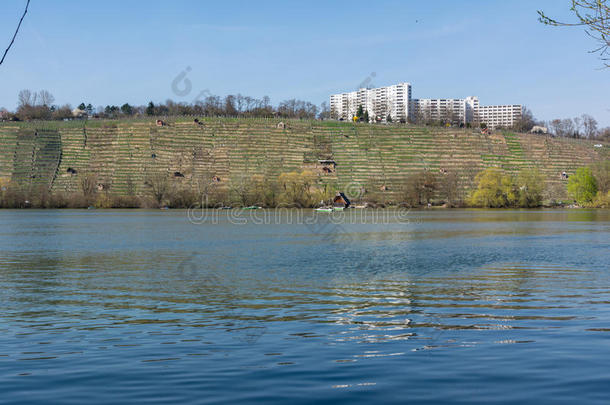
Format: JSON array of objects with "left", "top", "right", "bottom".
[
  {"left": 0, "top": 0, "right": 30, "bottom": 67},
  {"left": 17, "top": 89, "right": 33, "bottom": 107},
  {"left": 318, "top": 101, "right": 331, "bottom": 120},
  {"left": 439, "top": 171, "right": 462, "bottom": 207},
  {"left": 38, "top": 90, "right": 55, "bottom": 107},
  {"left": 538, "top": 1, "right": 610, "bottom": 67},
  {"left": 403, "top": 171, "right": 438, "bottom": 206},
  {"left": 144, "top": 172, "right": 170, "bottom": 207},
  {"left": 550, "top": 119, "right": 562, "bottom": 137},
  {"left": 573, "top": 116, "right": 583, "bottom": 136},
  {"left": 582, "top": 114, "right": 599, "bottom": 137},
  {"left": 550, "top": 118, "right": 576, "bottom": 137},
  {"left": 513, "top": 106, "right": 537, "bottom": 132},
  {"left": 80, "top": 172, "right": 98, "bottom": 197},
  {"left": 563, "top": 118, "right": 576, "bottom": 137},
  {"left": 385, "top": 99, "right": 394, "bottom": 122},
  {"left": 443, "top": 105, "right": 458, "bottom": 126}
]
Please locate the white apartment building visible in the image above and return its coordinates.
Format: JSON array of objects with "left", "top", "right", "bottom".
[
  {"left": 476, "top": 104, "right": 522, "bottom": 129},
  {"left": 330, "top": 82, "right": 411, "bottom": 122},
  {"left": 410, "top": 96, "right": 480, "bottom": 125},
  {"left": 330, "top": 82, "right": 521, "bottom": 129}
]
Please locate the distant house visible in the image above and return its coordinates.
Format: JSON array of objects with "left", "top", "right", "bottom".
[
  {"left": 530, "top": 126, "right": 548, "bottom": 134},
  {"left": 72, "top": 108, "right": 87, "bottom": 118},
  {"left": 333, "top": 192, "right": 351, "bottom": 208}
]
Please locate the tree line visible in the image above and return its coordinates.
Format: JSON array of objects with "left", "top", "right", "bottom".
[
  {"left": 410, "top": 105, "right": 609, "bottom": 140},
  {"left": 0, "top": 89, "right": 329, "bottom": 121},
  {"left": 2, "top": 161, "right": 607, "bottom": 209},
  {"left": 1, "top": 89, "right": 608, "bottom": 139}
]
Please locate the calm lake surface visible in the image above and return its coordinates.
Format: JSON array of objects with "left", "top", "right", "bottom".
[{"left": 1, "top": 209, "right": 609, "bottom": 404}]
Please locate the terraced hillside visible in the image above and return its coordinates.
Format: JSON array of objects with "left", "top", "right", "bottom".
[{"left": 0, "top": 118, "right": 606, "bottom": 203}]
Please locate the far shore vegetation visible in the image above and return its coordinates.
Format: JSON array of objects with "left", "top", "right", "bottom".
[{"left": 1, "top": 162, "right": 608, "bottom": 210}]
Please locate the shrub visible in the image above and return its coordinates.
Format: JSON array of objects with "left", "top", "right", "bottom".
[
  {"left": 586, "top": 191, "right": 610, "bottom": 208},
  {"left": 543, "top": 182, "right": 568, "bottom": 206},
  {"left": 168, "top": 188, "right": 198, "bottom": 208},
  {"left": 80, "top": 172, "right": 98, "bottom": 197},
  {"left": 403, "top": 170, "right": 437, "bottom": 206},
  {"left": 567, "top": 167, "right": 598, "bottom": 205},
  {"left": 144, "top": 172, "right": 170, "bottom": 207},
  {"left": 278, "top": 170, "right": 325, "bottom": 207},
  {"left": 230, "top": 173, "right": 262, "bottom": 207},
  {"left": 515, "top": 169, "right": 544, "bottom": 207},
  {"left": 591, "top": 160, "right": 609, "bottom": 194},
  {"left": 109, "top": 195, "right": 141, "bottom": 208},
  {"left": 469, "top": 168, "right": 516, "bottom": 208},
  {"left": 95, "top": 193, "right": 113, "bottom": 209},
  {"left": 438, "top": 171, "right": 462, "bottom": 207}
]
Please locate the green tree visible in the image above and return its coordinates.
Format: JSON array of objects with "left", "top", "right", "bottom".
[
  {"left": 121, "top": 103, "right": 133, "bottom": 116},
  {"left": 363, "top": 110, "right": 370, "bottom": 123},
  {"left": 515, "top": 169, "right": 545, "bottom": 207},
  {"left": 386, "top": 114, "right": 392, "bottom": 123},
  {"left": 356, "top": 105, "right": 364, "bottom": 121},
  {"left": 104, "top": 105, "right": 119, "bottom": 117},
  {"left": 78, "top": 102, "right": 86, "bottom": 110},
  {"left": 567, "top": 167, "right": 598, "bottom": 204},
  {"left": 469, "top": 168, "right": 517, "bottom": 208},
  {"left": 146, "top": 101, "right": 155, "bottom": 116}
]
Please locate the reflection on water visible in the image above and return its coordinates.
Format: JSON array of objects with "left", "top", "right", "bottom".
[{"left": 0, "top": 209, "right": 609, "bottom": 404}]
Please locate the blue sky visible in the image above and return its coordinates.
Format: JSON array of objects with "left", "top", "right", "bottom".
[{"left": 0, "top": 0, "right": 608, "bottom": 126}]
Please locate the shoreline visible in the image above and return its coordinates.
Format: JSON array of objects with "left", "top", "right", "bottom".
[{"left": 1, "top": 205, "right": 606, "bottom": 210}]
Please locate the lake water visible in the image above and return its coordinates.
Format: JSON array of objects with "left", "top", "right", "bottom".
[{"left": 1, "top": 209, "right": 609, "bottom": 404}]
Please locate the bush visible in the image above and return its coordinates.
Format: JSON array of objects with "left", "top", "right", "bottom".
[
  {"left": 229, "top": 174, "right": 265, "bottom": 207},
  {"left": 567, "top": 167, "right": 598, "bottom": 205},
  {"left": 438, "top": 171, "right": 462, "bottom": 207},
  {"left": 585, "top": 191, "right": 610, "bottom": 208},
  {"left": 278, "top": 170, "right": 330, "bottom": 207},
  {"left": 591, "top": 160, "right": 609, "bottom": 194},
  {"left": 167, "top": 188, "right": 198, "bottom": 208},
  {"left": 80, "top": 172, "right": 98, "bottom": 197},
  {"left": 144, "top": 172, "right": 170, "bottom": 207},
  {"left": 109, "top": 195, "right": 141, "bottom": 208},
  {"left": 515, "top": 169, "right": 544, "bottom": 207},
  {"left": 403, "top": 170, "right": 437, "bottom": 206},
  {"left": 469, "top": 168, "right": 516, "bottom": 208},
  {"left": 95, "top": 193, "right": 113, "bottom": 209}
]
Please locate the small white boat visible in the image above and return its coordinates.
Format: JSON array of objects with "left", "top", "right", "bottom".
[{"left": 315, "top": 207, "right": 333, "bottom": 213}]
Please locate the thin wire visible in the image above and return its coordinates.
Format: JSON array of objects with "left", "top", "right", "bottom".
[{"left": 0, "top": 0, "right": 31, "bottom": 67}]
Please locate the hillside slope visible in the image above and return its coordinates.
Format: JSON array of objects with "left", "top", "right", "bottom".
[{"left": 0, "top": 118, "right": 606, "bottom": 203}]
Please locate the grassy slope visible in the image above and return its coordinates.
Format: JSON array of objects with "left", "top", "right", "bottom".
[{"left": 0, "top": 118, "right": 606, "bottom": 202}]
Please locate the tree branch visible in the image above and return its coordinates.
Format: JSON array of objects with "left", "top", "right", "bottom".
[
  {"left": 538, "top": 0, "right": 610, "bottom": 68},
  {"left": 0, "top": 0, "right": 31, "bottom": 67}
]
